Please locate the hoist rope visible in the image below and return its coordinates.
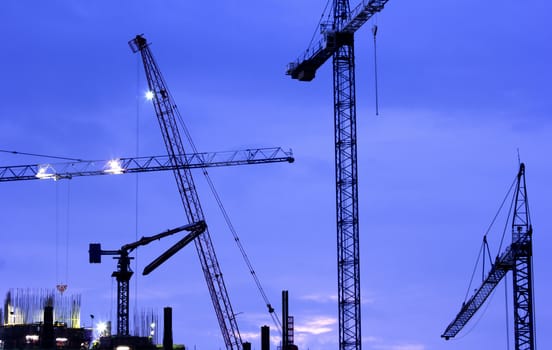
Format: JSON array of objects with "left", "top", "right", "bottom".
[
  {"left": 454, "top": 287, "right": 497, "bottom": 340},
  {"left": 173, "top": 99, "right": 283, "bottom": 335},
  {"left": 464, "top": 240, "right": 485, "bottom": 303},
  {"left": 307, "top": 0, "right": 332, "bottom": 52},
  {"left": 54, "top": 180, "right": 71, "bottom": 291},
  {"left": 485, "top": 176, "right": 517, "bottom": 241},
  {"left": 504, "top": 274, "right": 510, "bottom": 350},
  {"left": 65, "top": 181, "right": 71, "bottom": 285},
  {"left": 372, "top": 23, "right": 380, "bottom": 116},
  {"left": 532, "top": 262, "right": 538, "bottom": 350},
  {"left": 497, "top": 177, "right": 517, "bottom": 257},
  {"left": 56, "top": 181, "right": 60, "bottom": 285},
  {"left": 133, "top": 45, "right": 142, "bottom": 322},
  {"left": 462, "top": 175, "right": 516, "bottom": 303}
]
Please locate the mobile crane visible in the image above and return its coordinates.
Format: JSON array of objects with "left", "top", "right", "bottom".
[
  {"left": 89, "top": 221, "right": 206, "bottom": 336},
  {"left": 442, "top": 163, "right": 535, "bottom": 350},
  {"left": 286, "top": 2, "right": 389, "bottom": 350}
]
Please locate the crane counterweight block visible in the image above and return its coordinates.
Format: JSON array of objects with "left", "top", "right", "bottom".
[{"left": 89, "top": 243, "right": 102, "bottom": 263}]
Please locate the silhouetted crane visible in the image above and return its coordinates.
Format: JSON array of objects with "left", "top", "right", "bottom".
[
  {"left": 89, "top": 221, "right": 206, "bottom": 336},
  {"left": 0, "top": 148, "right": 293, "bottom": 182},
  {"left": 442, "top": 163, "right": 536, "bottom": 350},
  {"left": 130, "top": 34, "right": 283, "bottom": 350},
  {"left": 286, "top": 2, "right": 389, "bottom": 350}
]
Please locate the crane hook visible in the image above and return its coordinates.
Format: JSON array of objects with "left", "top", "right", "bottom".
[{"left": 372, "top": 24, "right": 380, "bottom": 116}]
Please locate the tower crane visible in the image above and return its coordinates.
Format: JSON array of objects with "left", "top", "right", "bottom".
[
  {"left": 0, "top": 147, "right": 294, "bottom": 182},
  {"left": 286, "top": 2, "right": 389, "bottom": 350},
  {"left": 441, "top": 163, "right": 536, "bottom": 350},
  {"left": 89, "top": 221, "right": 206, "bottom": 336}
]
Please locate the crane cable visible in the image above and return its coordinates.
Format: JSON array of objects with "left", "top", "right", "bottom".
[
  {"left": 462, "top": 175, "right": 517, "bottom": 304},
  {"left": 372, "top": 21, "right": 380, "bottom": 116},
  {"left": 307, "top": 0, "right": 332, "bottom": 52},
  {"left": 0, "top": 149, "right": 84, "bottom": 162},
  {"left": 453, "top": 287, "right": 498, "bottom": 340},
  {"left": 134, "top": 52, "right": 142, "bottom": 325},
  {"left": 504, "top": 274, "right": 510, "bottom": 350},
  {"left": 172, "top": 96, "right": 283, "bottom": 335},
  {"left": 54, "top": 179, "right": 71, "bottom": 295}
]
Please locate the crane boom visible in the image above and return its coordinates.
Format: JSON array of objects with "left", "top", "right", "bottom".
[
  {"left": 90, "top": 221, "right": 206, "bottom": 336},
  {"left": 287, "top": 2, "right": 389, "bottom": 350},
  {"left": 442, "top": 163, "right": 535, "bottom": 350},
  {"left": 0, "top": 148, "right": 293, "bottom": 182},
  {"left": 441, "top": 246, "right": 515, "bottom": 339},
  {"left": 130, "top": 34, "right": 242, "bottom": 350}
]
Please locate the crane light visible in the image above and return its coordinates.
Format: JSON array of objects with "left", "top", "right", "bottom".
[
  {"left": 145, "top": 90, "right": 154, "bottom": 100},
  {"left": 36, "top": 165, "right": 57, "bottom": 180},
  {"left": 104, "top": 159, "right": 124, "bottom": 175},
  {"left": 96, "top": 321, "right": 107, "bottom": 337}
]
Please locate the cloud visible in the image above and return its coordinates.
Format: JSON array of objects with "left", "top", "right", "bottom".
[
  {"left": 299, "top": 292, "right": 375, "bottom": 306},
  {"left": 364, "top": 336, "right": 426, "bottom": 350},
  {"left": 239, "top": 331, "right": 260, "bottom": 341},
  {"left": 295, "top": 316, "right": 336, "bottom": 335},
  {"left": 374, "top": 345, "right": 425, "bottom": 350},
  {"left": 299, "top": 293, "right": 337, "bottom": 303}
]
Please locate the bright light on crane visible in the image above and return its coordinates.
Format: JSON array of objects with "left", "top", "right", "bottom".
[
  {"left": 96, "top": 321, "right": 107, "bottom": 337},
  {"left": 35, "top": 165, "right": 57, "bottom": 180},
  {"left": 104, "top": 159, "right": 124, "bottom": 175},
  {"left": 145, "top": 90, "right": 154, "bottom": 100}
]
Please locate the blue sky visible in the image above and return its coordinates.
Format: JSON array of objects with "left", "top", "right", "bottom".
[{"left": 1, "top": 1, "right": 551, "bottom": 350}]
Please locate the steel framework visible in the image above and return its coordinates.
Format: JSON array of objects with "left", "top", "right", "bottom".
[
  {"left": 0, "top": 148, "right": 293, "bottom": 182},
  {"left": 442, "top": 163, "right": 535, "bottom": 350},
  {"left": 286, "top": 2, "right": 389, "bottom": 350},
  {"left": 130, "top": 35, "right": 242, "bottom": 350},
  {"left": 90, "top": 222, "right": 206, "bottom": 336}
]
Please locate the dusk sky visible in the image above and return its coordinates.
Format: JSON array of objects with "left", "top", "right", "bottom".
[{"left": 1, "top": 1, "right": 551, "bottom": 350}]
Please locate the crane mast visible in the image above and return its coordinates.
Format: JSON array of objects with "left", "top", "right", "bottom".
[
  {"left": 287, "top": 2, "right": 389, "bottom": 350},
  {"left": 442, "top": 163, "right": 535, "bottom": 350},
  {"left": 511, "top": 163, "right": 534, "bottom": 350},
  {"left": 333, "top": 3, "right": 361, "bottom": 350},
  {"left": 129, "top": 35, "right": 242, "bottom": 350},
  {"left": 89, "top": 222, "right": 206, "bottom": 336}
]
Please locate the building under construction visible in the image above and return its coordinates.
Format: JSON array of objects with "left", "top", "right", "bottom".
[
  {"left": 0, "top": 288, "right": 92, "bottom": 350},
  {"left": 0, "top": 289, "right": 162, "bottom": 350}
]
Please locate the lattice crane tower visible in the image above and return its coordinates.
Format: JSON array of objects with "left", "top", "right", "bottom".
[{"left": 286, "top": 2, "right": 389, "bottom": 350}]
